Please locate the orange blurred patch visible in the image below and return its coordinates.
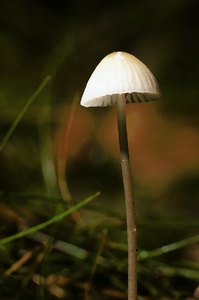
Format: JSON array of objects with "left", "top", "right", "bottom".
[
  {"left": 55, "top": 101, "right": 199, "bottom": 192},
  {"left": 97, "top": 102, "right": 199, "bottom": 189}
]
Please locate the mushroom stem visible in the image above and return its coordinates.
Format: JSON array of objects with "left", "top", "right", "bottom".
[{"left": 116, "top": 94, "right": 137, "bottom": 300}]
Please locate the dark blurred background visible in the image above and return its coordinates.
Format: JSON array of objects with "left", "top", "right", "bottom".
[
  {"left": 0, "top": 0, "right": 199, "bottom": 283},
  {"left": 0, "top": 0, "right": 199, "bottom": 298}
]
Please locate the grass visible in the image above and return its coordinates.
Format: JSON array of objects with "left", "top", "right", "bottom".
[{"left": 0, "top": 192, "right": 199, "bottom": 299}]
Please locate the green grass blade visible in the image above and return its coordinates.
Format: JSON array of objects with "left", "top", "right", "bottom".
[
  {"left": 0, "top": 192, "right": 100, "bottom": 246},
  {"left": 0, "top": 75, "right": 51, "bottom": 152},
  {"left": 138, "top": 233, "right": 199, "bottom": 261}
]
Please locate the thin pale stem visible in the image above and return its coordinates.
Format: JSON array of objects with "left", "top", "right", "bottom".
[{"left": 117, "top": 95, "right": 137, "bottom": 300}]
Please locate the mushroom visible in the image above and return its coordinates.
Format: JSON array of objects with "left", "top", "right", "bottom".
[{"left": 80, "top": 51, "right": 161, "bottom": 300}]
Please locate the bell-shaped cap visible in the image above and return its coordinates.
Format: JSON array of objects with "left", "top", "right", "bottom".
[{"left": 81, "top": 51, "right": 161, "bottom": 107}]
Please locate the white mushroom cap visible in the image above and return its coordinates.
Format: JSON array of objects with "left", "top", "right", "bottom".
[{"left": 81, "top": 51, "right": 161, "bottom": 107}]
